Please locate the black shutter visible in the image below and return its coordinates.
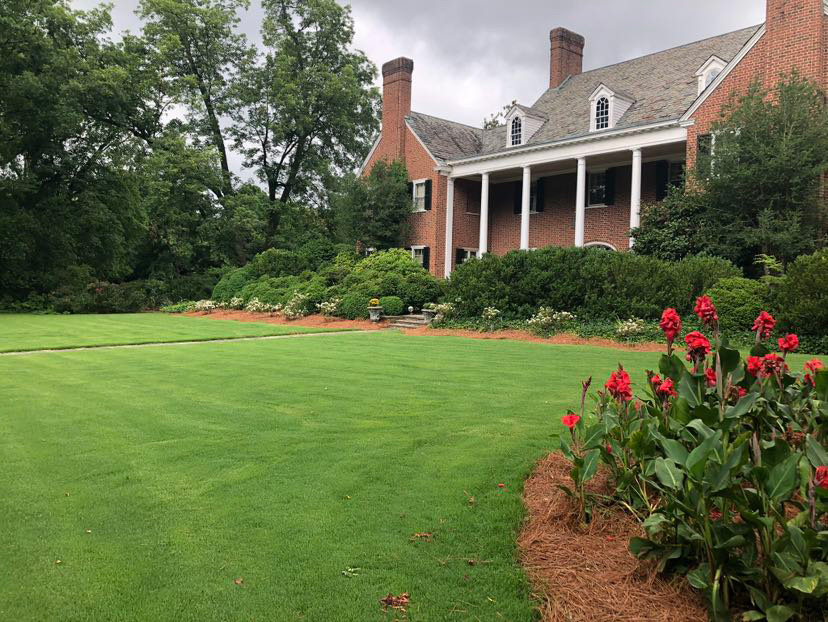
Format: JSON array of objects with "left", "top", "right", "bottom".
[
  {"left": 513, "top": 181, "right": 522, "bottom": 214},
  {"left": 656, "top": 160, "right": 670, "bottom": 201},
  {"left": 407, "top": 182, "right": 413, "bottom": 203},
  {"left": 424, "top": 179, "right": 433, "bottom": 210},
  {"left": 456, "top": 248, "right": 465, "bottom": 266},
  {"left": 422, "top": 247, "right": 430, "bottom": 270},
  {"left": 605, "top": 168, "right": 616, "bottom": 206},
  {"left": 535, "top": 178, "right": 545, "bottom": 212}
]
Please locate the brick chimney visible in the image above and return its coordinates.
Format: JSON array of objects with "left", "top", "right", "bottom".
[
  {"left": 549, "top": 28, "right": 585, "bottom": 88},
  {"left": 764, "top": 0, "right": 826, "bottom": 87},
  {"left": 381, "top": 57, "right": 414, "bottom": 161}
]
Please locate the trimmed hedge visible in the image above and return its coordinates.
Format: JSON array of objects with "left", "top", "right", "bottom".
[
  {"left": 706, "top": 277, "right": 770, "bottom": 334},
  {"left": 775, "top": 248, "right": 828, "bottom": 336},
  {"left": 446, "top": 247, "right": 740, "bottom": 320}
]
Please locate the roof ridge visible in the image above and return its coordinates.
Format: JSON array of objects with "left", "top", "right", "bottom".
[
  {"left": 407, "top": 111, "right": 482, "bottom": 132},
  {"left": 573, "top": 23, "right": 761, "bottom": 80}
]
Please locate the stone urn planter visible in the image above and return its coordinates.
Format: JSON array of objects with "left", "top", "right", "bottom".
[
  {"left": 422, "top": 308, "right": 437, "bottom": 323},
  {"left": 368, "top": 300, "right": 383, "bottom": 323}
]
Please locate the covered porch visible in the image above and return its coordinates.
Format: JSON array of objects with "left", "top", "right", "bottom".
[{"left": 442, "top": 127, "right": 687, "bottom": 276}]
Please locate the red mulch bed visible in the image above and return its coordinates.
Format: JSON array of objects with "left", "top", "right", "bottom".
[
  {"left": 519, "top": 453, "right": 707, "bottom": 622},
  {"left": 402, "top": 326, "right": 666, "bottom": 352},
  {"left": 184, "top": 311, "right": 667, "bottom": 352},
  {"left": 183, "top": 310, "right": 388, "bottom": 331}
]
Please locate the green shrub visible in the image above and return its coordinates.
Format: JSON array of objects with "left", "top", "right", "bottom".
[
  {"left": 705, "top": 276, "right": 770, "bottom": 334},
  {"left": 446, "top": 247, "right": 740, "bottom": 320},
  {"left": 249, "top": 248, "right": 305, "bottom": 278},
  {"left": 339, "top": 291, "right": 371, "bottom": 319},
  {"left": 775, "top": 248, "right": 828, "bottom": 336},
  {"left": 379, "top": 296, "right": 404, "bottom": 316},
  {"left": 212, "top": 265, "right": 257, "bottom": 301}
]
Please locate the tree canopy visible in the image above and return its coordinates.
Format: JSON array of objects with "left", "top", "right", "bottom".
[{"left": 0, "top": 0, "right": 380, "bottom": 306}]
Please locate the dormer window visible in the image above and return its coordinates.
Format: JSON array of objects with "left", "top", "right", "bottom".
[
  {"left": 589, "top": 84, "right": 634, "bottom": 132},
  {"left": 510, "top": 117, "right": 522, "bottom": 146},
  {"left": 503, "top": 104, "right": 547, "bottom": 148},
  {"left": 595, "top": 97, "right": 610, "bottom": 130},
  {"left": 695, "top": 56, "right": 726, "bottom": 95}
]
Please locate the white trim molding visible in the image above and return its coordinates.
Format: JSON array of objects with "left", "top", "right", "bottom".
[
  {"left": 448, "top": 122, "right": 686, "bottom": 178},
  {"left": 584, "top": 241, "right": 618, "bottom": 251},
  {"left": 682, "top": 25, "right": 765, "bottom": 122}
]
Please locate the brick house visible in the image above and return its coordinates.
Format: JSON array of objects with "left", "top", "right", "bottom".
[{"left": 361, "top": 0, "right": 828, "bottom": 278}]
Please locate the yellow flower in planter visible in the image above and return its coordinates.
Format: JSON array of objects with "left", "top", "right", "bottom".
[{"left": 369, "top": 298, "right": 380, "bottom": 307}]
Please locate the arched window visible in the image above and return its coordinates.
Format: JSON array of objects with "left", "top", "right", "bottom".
[
  {"left": 584, "top": 242, "right": 617, "bottom": 252},
  {"left": 510, "top": 116, "right": 522, "bottom": 146},
  {"left": 595, "top": 97, "right": 610, "bottom": 130},
  {"left": 704, "top": 68, "right": 721, "bottom": 88}
]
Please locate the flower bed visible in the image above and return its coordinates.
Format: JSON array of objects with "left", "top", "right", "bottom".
[{"left": 552, "top": 298, "right": 828, "bottom": 621}]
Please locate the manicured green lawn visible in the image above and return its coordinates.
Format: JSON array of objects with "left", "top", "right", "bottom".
[
  {"left": 0, "top": 313, "right": 347, "bottom": 352},
  {"left": 0, "top": 329, "right": 819, "bottom": 621}
]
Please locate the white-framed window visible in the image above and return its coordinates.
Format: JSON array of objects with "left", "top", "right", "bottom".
[
  {"left": 410, "top": 245, "right": 426, "bottom": 266},
  {"left": 595, "top": 97, "right": 610, "bottom": 130},
  {"left": 510, "top": 116, "right": 522, "bottom": 146},
  {"left": 456, "top": 248, "right": 478, "bottom": 265},
  {"left": 588, "top": 171, "right": 607, "bottom": 206},
  {"left": 412, "top": 179, "right": 427, "bottom": 212},
  {"left": 530, "top": 182, "right": 538, "bottom": 213}
]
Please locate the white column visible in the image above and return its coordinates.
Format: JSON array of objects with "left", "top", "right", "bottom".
[
  {"left": 444, "top": 176, "right": 455, "bottom": 278},
  {"left": 574, "top": 157, "right": 586, "bottom": 247},
  {"left": 629, "top": 148, "right": 642, "bottom": 249},
  {"left": 478, "top": 173, "right": 489, "bottom": 257},
  {"left": 520, "top": 166, "right": 531, "bottom": 250}
]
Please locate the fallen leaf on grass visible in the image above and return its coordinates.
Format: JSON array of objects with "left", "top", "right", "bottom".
[
  {"left": 410, "top": 532, "right": 433, "bottom": 543},
  {"left": 55, "top": 560, "right": 62, "bottom": 565},
  {"left": 379, "top": 592, "right": 410, "bottom": 611},
  {"left": 233, "top": 578, "right": 243, "bottom": 585},
  {"left": 85, "top": 529, "right": 92, "bottom": 534},
  {"left": 341, "top": 567, "right": 360, "bottom": 578}
]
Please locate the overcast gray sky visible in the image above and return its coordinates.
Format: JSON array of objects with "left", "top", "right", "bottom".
[{"left": 71, "top": 0, "right": 767, "bottom": 127}]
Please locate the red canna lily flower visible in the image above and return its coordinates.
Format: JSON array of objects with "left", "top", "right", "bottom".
[
  {"left": 659, "top": 308, "right": 682, "bottom": 343},
  {"left": 705, "top": 368, "right": 717, "bottom": 388},
  {"left": 657, "top": 378, "right": 677, "bottom": 399},
  {"left": 747, "top": 356, "right": 762, "bottom": 376},
  {"left": 752, "top": 311, "right": 775, "bottom": 340},
  {"left": 816, "top": 466, "right": 828, "bottom": 490},
  {"left": 605, "top": 366, "right": 632, "bottom": 402},
  {"left": 778, "top": 334, "right": 799, "bottom": 354},
  {"left": 684, "top": 331, "right": 711, "bottom": 363},
  {"left": 694, "top": 296, "right": 718, "bottom": 327},
  {"left": 561, "top": 414, "right": 581, "bottom": 430},
  {"left": 804, "top": 358, "right": 824, "bottom": 387}
]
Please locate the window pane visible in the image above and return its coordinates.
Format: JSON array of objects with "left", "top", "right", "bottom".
[
  {"left": 413, "top": 182, "right": 426, "bottom": 210},
  {"left": 595, "top": 97, "right": 610, "bottom": 130},
  {"left": 511, "top": 117, "right": 522, "bottom": 146},
  {"left": 588, "top": 172, "right": 607, "bottom": 205}
]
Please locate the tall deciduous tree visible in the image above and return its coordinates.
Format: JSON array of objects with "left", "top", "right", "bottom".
[
  {"left": 332, "top": 160, "right": 411, "bottom": 250},
  {"left": 138, "top": 0, "right": 253, "bottom": 198},
  {"left": 228, "top": 0, "right": 380, "bottom": 238}
]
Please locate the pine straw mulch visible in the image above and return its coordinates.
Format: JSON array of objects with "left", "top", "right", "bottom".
[{"left": 519, "top": 452, "right": 707, "bottom": 622}]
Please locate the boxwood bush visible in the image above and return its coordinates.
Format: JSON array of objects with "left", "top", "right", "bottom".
[
  {"left": 446, "top": 247, "right": 740, "bottom": 320},
  {"left": 705, "top": 276, "right": 770, "bottom": 334},
  {"left": 379, "top": 296, "right": 404, "bottom": 316},
  {"left": 775, "top": 248, "right": 828, "bottom": 336}
]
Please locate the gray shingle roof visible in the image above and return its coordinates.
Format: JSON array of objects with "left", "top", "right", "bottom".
[
  {"left": 405, "top": 25, "right": 761, "bottom": 163},
  {"left": 405, "top": 112, "right": 482, "bottom": 162}
]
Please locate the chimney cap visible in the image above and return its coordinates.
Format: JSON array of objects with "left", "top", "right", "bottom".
[
  {"left": 382, "top": 57, "right": 414, "bottom": 78},
  {"left": 550, "top": 27, "right": 585, "bottom": 48}
]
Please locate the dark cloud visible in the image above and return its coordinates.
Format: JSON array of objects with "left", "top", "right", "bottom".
[{"left": 71, "top": 0, "right": 767, "bottom": 127}]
